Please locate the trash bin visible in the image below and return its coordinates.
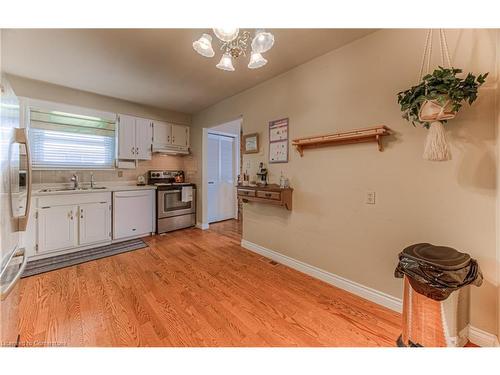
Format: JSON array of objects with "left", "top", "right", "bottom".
[{"left": 394, "top": 243, "right": 482, "bottom": 347}]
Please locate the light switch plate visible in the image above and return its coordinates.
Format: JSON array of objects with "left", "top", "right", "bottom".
[{"left": 366, "top": 191, "right": 376, "bottom": 204}]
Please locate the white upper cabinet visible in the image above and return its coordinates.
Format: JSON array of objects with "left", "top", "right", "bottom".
[
  {"left": 135, "top": 117, "right": 153, "bottom": 160},
  {"left": 152, "top": 120, "right": 172, "bottom": 150},
  {"left": 117, "top": 114, "right": 136, "bottom": 159},
  {"left": 171, "top": 124, "right": 190, "bottom": 148},
  {"left": 152, "top": 121, "right": 190, "bottom": 153},
  {"left": 117, "top": 114, "right": 153, "bottom": 160}
]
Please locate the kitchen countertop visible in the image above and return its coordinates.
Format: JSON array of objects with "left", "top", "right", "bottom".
[{"left": 32, "top": 182, "right": 157, "bottom": 197}]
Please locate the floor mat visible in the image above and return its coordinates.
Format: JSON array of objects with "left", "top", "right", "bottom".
[{"left": 22, "top": 238, "right": 148, "bottom": 277}]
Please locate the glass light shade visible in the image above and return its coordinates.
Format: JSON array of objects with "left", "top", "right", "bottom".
[
  {"left": 213, "top": 28, "right": 239, "bottom": 42},
  {"left": 216, "top": 53, "right": 235, "bottom": 71},
  {"left": 192, "top": 33, "right": 215, "bottom": 57},
  {"left": 248, "top": 52, "right": 267, "bottom": 69},
  {"left": 251, "top": 29, "right": 275, "bottom": 53}
]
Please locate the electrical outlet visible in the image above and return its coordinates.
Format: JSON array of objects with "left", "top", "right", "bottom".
[{"left": 366, "top": 191, "right": 376, "bottom": 205}]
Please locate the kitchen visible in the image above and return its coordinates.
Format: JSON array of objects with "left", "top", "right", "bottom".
[{"left": 14, "top": 97, "right": 197, "bottom": 276}]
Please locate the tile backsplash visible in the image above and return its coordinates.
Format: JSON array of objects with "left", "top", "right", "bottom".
[{"left": 32, "top": 154, "right": 195, "bottom": 184}]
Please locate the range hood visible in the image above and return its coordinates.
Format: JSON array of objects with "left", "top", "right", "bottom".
[{"left": 152, "top": 146, "right": 190, "bottom": 156}]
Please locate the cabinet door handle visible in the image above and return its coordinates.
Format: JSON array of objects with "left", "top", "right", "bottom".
[
  {"left": 69, "top": 210, "right": 74, "bottom": 220},
  {"left": 265, "top": 193, "right": 272, "bottom": 197},
  {"left": 80, "top": 208, "right": 84, "bottom": 219},
  {"left": 131, "top": 146, "right": 135, "bottom": 154},
  {"left": 136, "top": 147, "right": 139, "bottom": 154}
]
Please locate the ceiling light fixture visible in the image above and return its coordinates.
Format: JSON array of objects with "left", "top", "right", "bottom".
[
  {"left": 251, "top": 29, "right": 275, "bottom": 54},
  {"left": 248, "top": 52, "right": 267, "bottom": 69},
  {"left": 193, "top": 29, "right": 275, "bottom": 72},
  {"left": 192, "top": 33, "right": 215, "bottom": 57},
  {"left": 216, "top": 53, "right": 235, "bottom": 72},
  {"left": 213, "top": 28, "right": 240, "bottom": 42}
]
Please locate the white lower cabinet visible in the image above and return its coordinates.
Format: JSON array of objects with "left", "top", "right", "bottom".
[
  {"left": 37, "top": 204, "right": 78, "bottom": 254},
  {"left": 28, "top": 190, "right": 154, "bottom": 260},
  {"left": 78, "top": 202, "right": 111, "bottom": 246},
  {"left": 32, "top": 192, "right": 112, "bottom": 258}
]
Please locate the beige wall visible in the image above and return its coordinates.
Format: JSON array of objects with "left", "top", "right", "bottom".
[
  {"left": 7, "top": 74, "right": 191, "bottom": 124},
  {"left": 192, "top": 29, "right": 499, "bottom": 336},
  {"left": 7, "top": 74, "right": 192, "bottom": 184}
]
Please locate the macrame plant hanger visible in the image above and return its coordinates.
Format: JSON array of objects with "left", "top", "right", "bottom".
[{"left": 418, "top": 29, "right": 453, "bottom": 161}]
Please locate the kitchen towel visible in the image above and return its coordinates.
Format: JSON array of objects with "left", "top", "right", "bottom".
[{"left": 181, "top": 186, "right": 193, "bottom": 202}]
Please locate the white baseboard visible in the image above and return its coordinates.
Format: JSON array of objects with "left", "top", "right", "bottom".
[
  {"left": 467, "top": 325, "right": 500, "bottom": 347},
  {"left": 241, "top": 239, "right": 403, "bottom": 313},
  {"left": 196, "top": 222, "right": 209, "bottom": 230}
]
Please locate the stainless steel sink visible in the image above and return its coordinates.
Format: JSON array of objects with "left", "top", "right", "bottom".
[{"left": 39, "top": 186, "right": 108, "bottom": 193}]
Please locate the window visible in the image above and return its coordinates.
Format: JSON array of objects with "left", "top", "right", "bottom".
[{"left": 29, "top": 108, "right": 116, "bottom": 169}]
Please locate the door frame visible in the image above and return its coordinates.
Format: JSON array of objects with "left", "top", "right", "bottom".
[{"left": 201, "top": 117, "right": 241, "bottom": 229}]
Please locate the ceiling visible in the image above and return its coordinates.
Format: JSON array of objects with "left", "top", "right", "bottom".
[{"left": 2, "top": 29, "right": 375, "bottom": 114}]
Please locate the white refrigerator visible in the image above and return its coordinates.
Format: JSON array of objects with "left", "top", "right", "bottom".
[{"left": 0, "top": 75, "right": 31, "bottom": 346}]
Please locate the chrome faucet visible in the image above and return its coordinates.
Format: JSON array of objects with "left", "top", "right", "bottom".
[
  {"left": 70, "top": 173, "right": 79, "bottom": 190},
  {"left": 90, "top": 172, "right": 95, "bottom": 189}
]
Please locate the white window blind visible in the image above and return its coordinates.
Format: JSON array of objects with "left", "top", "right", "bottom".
[{"left": 29, "top": 109, "right": 116, "bottom": 169}]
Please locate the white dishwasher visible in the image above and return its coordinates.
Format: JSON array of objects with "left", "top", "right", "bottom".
[{"left": 113, "top": 189, "right": 155, "bottom": 240}]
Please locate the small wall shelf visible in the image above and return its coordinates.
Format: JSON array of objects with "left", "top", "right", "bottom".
[
  {"left": 237, "top": 184, "right": 293, "bottom": 211},
  {"left": 292, "top": 125, "right": 392, "bottom": 156}
]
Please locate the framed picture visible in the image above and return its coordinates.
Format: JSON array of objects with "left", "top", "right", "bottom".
[
  {"left": 243, "top": 133, "right": 259, "bottom": 154},
  {"left": 269, "top": 118, "right": 289, "bottom": 163}
]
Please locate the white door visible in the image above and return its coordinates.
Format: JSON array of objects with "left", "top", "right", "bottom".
[
  {"left": 117, "top": 114, "right": 136, "bottom": 159},
  {"left": 135, "top": 118, "right": 153, "bottom": 160},
  {"left": 171, "top": 124, "right": 189, "bottom": 148},
  {"left": 37, "top": 205, "right": 78, "bottom": 254},
  {"left": 207, "top": 133, "right": 236, "bottom": 223},
  {"left": 78, "top": 202, "right": 111, "bottom": 246}
]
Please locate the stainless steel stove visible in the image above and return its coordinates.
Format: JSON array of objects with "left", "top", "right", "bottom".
[{"left": 148, "top": 170, "right": 196, "bottom": 233}]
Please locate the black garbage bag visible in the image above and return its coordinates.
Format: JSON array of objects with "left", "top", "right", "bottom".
[{"left": 395, "top": 243, "right": 483, "bottom": 301}]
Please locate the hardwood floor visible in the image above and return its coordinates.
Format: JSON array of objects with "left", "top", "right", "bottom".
[
  {"left": 15, "top": 220, "right": 402, "bottom": 347},
  {"left": 207, "top": 219, "right": 242, "bottom": 241}
]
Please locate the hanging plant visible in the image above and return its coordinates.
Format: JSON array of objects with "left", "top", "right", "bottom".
[
  {"left": 397, "top": 66, "right": 488, "bottom": 129},
  {"left": 396, "top": 29, "right": 488, "bottom": 161}
]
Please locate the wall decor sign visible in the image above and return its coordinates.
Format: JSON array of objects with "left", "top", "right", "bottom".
[
  {"left": 269, "top": 118, "right": 289, "bottom": 163},
  {"left": 243, "top": 133, "right": 259, "bottom": 154}
]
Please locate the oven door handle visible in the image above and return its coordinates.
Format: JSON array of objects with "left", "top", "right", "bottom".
[{"left": 164, "top": 190, "right": 182, "bottom": 194}]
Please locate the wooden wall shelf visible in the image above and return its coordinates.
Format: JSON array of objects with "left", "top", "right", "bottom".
[
  {"left": 292, "top": 125, "right": 392, "bottom": 156},
  {"left": 237, "top": 184, "right": 293, "bottom": 211}
]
